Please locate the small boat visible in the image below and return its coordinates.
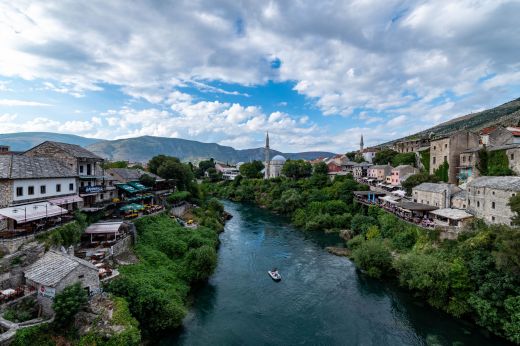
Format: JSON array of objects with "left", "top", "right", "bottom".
[{"left": 268, "top": 269, "right": 282, "bottom": 282}]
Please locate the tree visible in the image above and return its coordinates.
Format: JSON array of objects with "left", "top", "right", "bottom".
[
  {"left": 281, "top": 160, "right": 312, "bottom": 179},
  {"left": 373, "top": 148, "right": 398, "bottom": 165},
  {"left": 185, "top": 245, "right": 218, "bottom": 282},
  {"left": 239, "top": 160, "right": 264, "bottom": 179},
  {"left": 52, "top": 283, "right": 88, "bottom": 328},
  {"left": 509, "top": 194, "right": 520, "bottom": 226},
  {"left": 206, "top": 167, "right": 221, "bottom": 182},
  {"left": 157, "top": 160, "right": 194, "bottom": 190},
  {"left": 148, "top": 155, "right": 180, "bottom": 175},
  {"left": 392, "top": 152, "right": 416, "bottom": 167},
  {"left": 196, "top": 159, "right": 215, "bottom": 178},
  {"left": 103, "top": 160, "right": 128, "bottom": 169},
  {"left": 351, "top": 239, "right": 392, "bottom": 278},
  {"left": 313, "top": 161, "right": 328, "bottom": 175},
  {"left": 139, "top": 174, "right": 156, "bottom": 187}
]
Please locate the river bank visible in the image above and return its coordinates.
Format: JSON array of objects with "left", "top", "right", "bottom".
[{"left": 202, "top": 177, "right": 520, "bottom": 344}]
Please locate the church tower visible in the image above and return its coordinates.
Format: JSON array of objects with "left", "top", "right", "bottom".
[
  {"left": 360, "top": 134, "right": 364, "bottom": 152},
  {"left": 264, "top": 132, "right": 270, "bottom": 179}
]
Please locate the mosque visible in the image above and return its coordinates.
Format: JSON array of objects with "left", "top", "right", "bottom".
[{"left": 264, "top": 132, "right": 286, "bottom": 179}]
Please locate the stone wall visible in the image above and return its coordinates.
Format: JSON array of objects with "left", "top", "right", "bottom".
[
  {"left": 110, "top": 234, "right": 133, "bottom": 257},
  {"left": 0, "top": 180, "right": 13, "bottom": 208},
  {"left": 0, "top": 243, "right": 45, "bottom": 289},
  {"left": 506, "top": 147, "right": 520, "bottom": 175},
  {"left": 412, "top": 190, "right": 448, "bottom": 208},
  {"left": 466, "top": 186, "right": 515, "bottom": 225},
  {"left": 24, "top": 142, "right": 78, "bottom": 173}
]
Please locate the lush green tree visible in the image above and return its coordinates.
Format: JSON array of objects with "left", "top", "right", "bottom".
[
  {"left": 185, "top": 245, "right": 218, "bottom": 282},
  {"left": 488, "top": 150, "right": 514, "bottom": 176},
  {"left": 167, "top": 191, "right": 191, "bottom": 204},
  {"left": 157, "top": 160, "right": 194, "bottom": 190},
  {"left": 391, "top": 152, "right": 416, "bottom": 167},
  {"left": 350, "top": 214, "right": 377, "bottom": 235},
  {"left": 504, "top": 296, "right": 520, "bottom": 343},
  {"left": 239, "top": 160, "right": 264, "bottom": 179},
  {"left": 313, "top": 161, "right": 328, "bottom": 175},
  {"left": 196, "top": 158, "right": 215, "bottom": 178},
  {"left": 345, "top": 151, "right": 357, "bottom": 161},
  {"left": 52, "top": 283, "right": 88, "bottom": 328},
  {"left": 139, "top": 174, "right": 156, "bottom": 187},
  {"left": 508, "top": 194, "right": 520, "bottom": 226},
  {"left": 206, "top": 167, "right": 222, "bottom": 182},
  {"left": 281, "top": 160, "right": 312, "bottom": 179},
  {"left": 493, "top": 227, "right": 520, "bottom": 276},
  {"left": 276, "top": 189, "right": 305, "bottom": 214},
  {"left": 148, "top": 155, "right": 180, "bottom": 175},
  {"left": 401, "top": 172, "right": 440, "bottom": 195},
  {"left": 103, "top": 160, "right": 128, "bottom": 169},
  {"left": 373, "top": 148, "right": 398, "bottom": 165},
  {"left": 351, "top": 239, "right": 392, "bottom": 278}
]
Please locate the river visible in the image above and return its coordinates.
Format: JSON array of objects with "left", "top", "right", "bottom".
[{"left": 161, "top": 201, "right": 509, "bottom": 345}]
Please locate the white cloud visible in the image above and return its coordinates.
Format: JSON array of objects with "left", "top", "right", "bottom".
[{"left": 0, "top": 99, "right": 51, "bottom": 106}]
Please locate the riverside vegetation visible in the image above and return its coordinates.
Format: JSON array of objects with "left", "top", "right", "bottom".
[{"left": 204, "top": 169, "right": 520, "bottom": 344}]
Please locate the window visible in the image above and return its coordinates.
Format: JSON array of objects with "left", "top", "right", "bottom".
[
  {"left": 492, "top": 216, "right": 495, "bottom": 222},
  {"left": 433, "top": 146, "right": 436, "bottom": 150},
  {"left": 81, "top": 182, "right": 84, "bottom": 187},
  {"left": 492, "top": 191, "right": 495, "bottom": 195},
  {"left": 78, "top": 274, "right": 84, "bottom": 279},
  {"left": 16, "top": 187, "right": 23, "bottom": 197},
  {"left": 511, "top": 153, "right": 515, "bottom": 160},
  {"left": 69, "top": 183, "right": 74, "bottom": 191},
  {"left": 444, "top": 156, "right": 447, "bottom": 162},
  {"left": 433, "top": 157, "right": 436, "bottom": 164},
  {"left": 445, "top": 144, "right": 448, "bottom": 149},
  {"left": 40, "top": 185, "right": 46, "bottom": 194},
  {"left": 100, "top": 194, "right": 104, "bottom": 200},
  {"left": 56, "top": 184, "right": 61, "bottom": 192},
  {"left": 79, "top": 165, "right": 84, "bottom": 173},
  {"left": 462, "top": 156, "right": 466, "bottom": 163},
  {"left": 477, "top": 201, "right": 480, "bottom": 207},
  {"left": 492, "top": 202, "right": 495, "bottom": 209},
  {"left": 28, "top": 186, "right": 34, "bottom": 195},
  {"left": 469, "top": 156, "right": 472, "bottom": 162},
  {"left": 513, "top": 193, "right": 517, "bottom": 197}
]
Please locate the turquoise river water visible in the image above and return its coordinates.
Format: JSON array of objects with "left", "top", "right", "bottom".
[{"left": 161, "top": 201, "right": 510, "bottom": 346}]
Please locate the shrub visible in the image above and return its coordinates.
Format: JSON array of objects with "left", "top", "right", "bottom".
[{"left": 351, "top": 239, "right": 392, "bottom": 278}]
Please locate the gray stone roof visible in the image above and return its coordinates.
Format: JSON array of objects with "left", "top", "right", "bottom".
[
  {"left": 0, "top": 155, "right": 76, "bottom": 179},
  {"left": 24, "top": 250, "right": 97, "bottom": 287},
  {"left": 44, "top": 141, "right": 102, "bottom": 160},
  {"left": 413, "top": 182, "right": 455, "bottom": 193},
  {"left": 370, "top": 164, "right": 392, "bottom": 169},
  {"left": 451, "top": 190, "right": 467, "bottom": 200},
  {"left": 107, "top": 168, "right": 163, "bottom": 181},
  {"left": 467, "top": 176, "right": 520, "bottom": 191}
]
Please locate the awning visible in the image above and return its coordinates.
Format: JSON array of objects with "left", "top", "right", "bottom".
[
  {"left": 48, "top": 195, "right": 83, "bottom": 205},
  {"left": 430, "top": 208, "right": 474, "bottom": 220},
  {"left": 379, "top": 195, "right": 400, "bottom": 204},
  {"left": 0, "top": 202, "right": 68, "bottom": 223},
  {"left": 85, "top": 222, "right": 123, "bottom": 234},
  {"left": 119, "top": 203, "right": 144, "bottom": 212},
  {"left": 116, "top": 184, "right": 138, "bottom": 194},
  {"left": 127, "top": 181, "right": 149, "bottom": 191}
]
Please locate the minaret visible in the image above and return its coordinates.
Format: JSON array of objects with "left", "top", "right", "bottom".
[
  {"left": 264, "top": 132, "right": 270, "bottom": 179},
  {"left": 360, "top": 134, "right": 364, "bottom": 152}
]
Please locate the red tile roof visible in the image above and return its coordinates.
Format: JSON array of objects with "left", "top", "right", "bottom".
[{"left": 480, "top": 127, "right": 495, "bottom": 135}]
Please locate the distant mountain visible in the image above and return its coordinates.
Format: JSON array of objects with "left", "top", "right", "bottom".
[
  {"left": 0, "top": 132, "right": 101, "bottom": 151},
  {"left": 381, "top": 97, "right": 520, "bottom": 146},
  {"left": 86, "top": 136, "right": 335, "bottom": 163}
]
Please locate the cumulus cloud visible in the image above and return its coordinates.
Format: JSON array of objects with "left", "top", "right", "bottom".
[
  {"left": 0, "top": 99, "right": 51, "bottom": 106},
  {"left": 0, "top": 1, "right": 519, "bottom": 151}
]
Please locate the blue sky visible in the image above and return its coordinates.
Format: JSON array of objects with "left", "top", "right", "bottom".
[{"left": 0, "top": 1, "right": 519, "bottom": 152}]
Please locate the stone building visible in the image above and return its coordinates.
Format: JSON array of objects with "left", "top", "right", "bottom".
[
  {"left": 451, "top": 190, "right": 468, "bottom": 210},
  {"left": 107, "top": 168, "right": 163, "bottom": 184},
  {"left": 390, "top": 165, "right": 418, "bottom": 186},
  {"left": 24, "top": 250, "right": 99, "bottom": 315},
  {"left": 268, "top": 155, "right": 286, "bottom": 178},
  {"left": 353, "top": 162, "right": 372, "bottom": 178},
  {"left": 466, "top": 176, "right": 520, "bottom": 226},
  {"left": 429, "top": 131, "right": 480, "bottom": 184},
  {"left": 0, "top": 155, "right": 81, "bottom": 233},
  {"left": 412, "top": 182, "right": 461, "bottom": 208},
  {"left": 367, "top": 164, "right": 392, "bottom": 181},
  {"left": 393, "top": 137, "right": 430, "bottom": 153},
  {"left": 24, "top": 141, "right": 110, "bottom": 207},
  {"left": 361, "top": 148, "right": 378, "bottom": 163}
]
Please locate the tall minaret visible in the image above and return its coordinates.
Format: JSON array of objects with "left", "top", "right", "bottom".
[
  {"left": 264, "top": 131, "right": 270, "bottom": 179},
  {"left": 360, "top": 134, "right": 364, "bottom": 152}
]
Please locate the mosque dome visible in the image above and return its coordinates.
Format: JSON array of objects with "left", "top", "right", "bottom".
[{"left": 271, "top": 155, "right": 287, "bottom": 164}]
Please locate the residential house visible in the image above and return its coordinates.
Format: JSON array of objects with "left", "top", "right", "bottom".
[
  {"left": 466, "top": 176, "right": 520, "bottom": 225},
  {"left": 412, "top": 182, "right": 461, "bottom": 208},
  {"left": 24, "top": 250, "right": 99, "bottom": 315},
  {"left": 353, "top": 163, "right": 372, "bottom": 178},
  {"left": 361, "top": 148, "right": 378, "bottom": 163},
  {"left": 367, "top": 164, "right": 392, "bottom": 181},
  {"left": 215, "top": 163, "right": 240, "bottom": 180},
  {"left": 458, "top": 148, "right": 480, "bottom": 183},
  {"left": 0, "top": 155, "right": 80, "bottom": 234},
  {"left": 429, "top": 208, "right": 474, "bottom": 230},
  {"left": 24, "top": 141, "right": 110, "bottom": 207},
  {"left": 429, "top": 131, "right": 480, "bottom": 184},
  {"left": 451, "top": 190, "right": 467, "bottom": 209},
  {"left": 390, "top": 165, "right": 418, "bottom": 186},
  {"left": 393, "top": 137, "right": 430, "bottom": 153},
  {"left": 327, "top": 161, "right": 342, "bottom": 173}
]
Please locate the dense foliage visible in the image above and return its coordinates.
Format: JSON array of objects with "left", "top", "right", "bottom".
[
  {"left": 3, "top": 297, "right": 38, "bottom": 322},
  {"left": 419, "top": 149, "right": 430, "bottom": 172},
  {"left": 239, "top": 160, "right": 264, "bottom": 179},
  {"left": 281, "top": 159, "right": 312, "bottom": 179},
  {"left": 206, "top": 174, "right": 520, "bottom": 343},
  {"left": 373, "top": 148, "right": 398, "bottom": 165},
  {"left": 433, "top": 160, "right": 449, "bottom": 182},
  {"left": 53, "top": 283, "right": 89, "bottom": 328},
  {"left": 195, "top": 158, "right": 215, "bottom": 178},
  {"left": 106, "top": 207, "right": 223, "bottom": 336},
  {"left": 139, "top": 173, "right": 156, "bottom": 187},
  {"left": 401, "top": 172, "right": 440, "bottom": 195},
  {"left": 391, "top": 152, "right": 417, "bottom": 167}
]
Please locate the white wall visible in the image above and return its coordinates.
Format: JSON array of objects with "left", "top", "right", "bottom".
[{"left": 12, "top": 177, "right": 77, "bottom": 202}]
